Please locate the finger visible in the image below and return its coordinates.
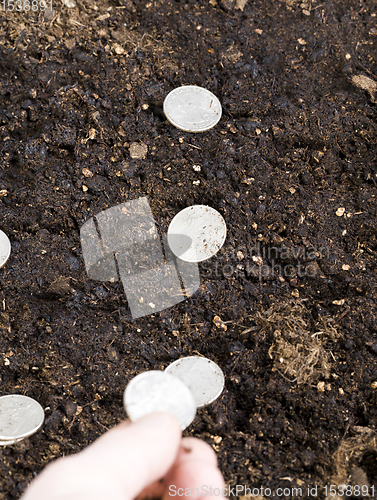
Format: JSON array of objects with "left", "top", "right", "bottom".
[
  {"left": 22, "top": 412, "right": 182, "bottom": 500},
  {"left": 162, "top": 437, "right": 226, "bottom": 500},
  {"left": 174, "top": 437, "right": 219, "bottom": 467},
  {"left": 136, "top": 438, "right": 220, "bottom": 499}
]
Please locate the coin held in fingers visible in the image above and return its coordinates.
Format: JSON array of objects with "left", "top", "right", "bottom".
[{"left": 124, "top": 371, "right": 196, "bottom": 430}]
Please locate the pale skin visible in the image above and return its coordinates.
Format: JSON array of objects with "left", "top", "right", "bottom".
[{"left": 21, "top": 412, "right": 226, "bottom": 500}]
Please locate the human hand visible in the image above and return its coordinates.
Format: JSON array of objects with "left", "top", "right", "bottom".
[{"left": 21, "top": 412, "right": 226, "bottom": 500}]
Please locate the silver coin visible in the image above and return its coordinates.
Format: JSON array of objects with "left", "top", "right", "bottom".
[
  {"left": 0, "top": 230, "right": 11, "bottom": 269},
  {"left": 124, "top": 371, "right": 196, "bottom": 430},
  {"left": 0, "top": 437, "right": 23, "bottom": 446},
  {"left": 0, "top": 395, "right": 45, "bottom": 441},
  {"left": 165, "top": 356, "right": 225, "bottom": 408},
  {"left": 163, "top": 86, "right": 222, "bottom": 133},
  {"left": 167, "top": 205, "right": 226, "bottom": 263}
]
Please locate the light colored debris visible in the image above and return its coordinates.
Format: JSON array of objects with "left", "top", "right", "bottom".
[
  {"left": 129, "top": 142, "right": 148, "bottom": 159},
  {"left": 63, "top": 0, "right": 76, "bottom": 8},
  {"left": 259, "top": 301, "right": 341, "bottom": 385},
  {"left": 351, "top": 74, "right": 377, "bottom": 103},
  {"left": 252, "top": 255, "right": 263, "bottom": 266},
  {"left": 213, "top": 315, "right": 227, "bottom": 331},
  {"left": 326, "top": 426, "right": 377, "bottom": 499},
  {"left": 335, "top": 207, "right": 345, "bottom": 216},
  {"left": 317, "top": 381, "right": 325, "bottom": 392},
  {"left": 82, "top": 168, "right": 93, "bottom": 178},
  {"left": 235, "top": 0, "right": 248, "bottom": 11},
  {"left": 332, "top": 299, "right": 345, "bottom": 306},
  {"left": 221, "top": 43, "right": 243, "bottom": 64},
  {"left": 114, "top": 44, "right": 125, "bottom": 55},
  {"left": 242, "top": 177, "right": 255, "bottom": 185}
]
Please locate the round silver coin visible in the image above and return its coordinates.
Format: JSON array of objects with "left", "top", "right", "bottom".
[
  {"left": 0, "top": 230, "right": 11, "bottom": 268},
  {"left": 167, "top": 205, "right": 227, "bottom": 263},
  {"left": 0, "top": 437, "right": 23, "bottom": 446},
  {"left": 0, "top": 395, "right": 45, "bottom": 442},
  {"left": 163, "top": 85, "right": 222, "bottom": 133},
  {"left": 124, "top": 371, "right": 196, "bottom": 431},
  {"left": 165, "top": 356, "right": 225, "bottom": 408}
]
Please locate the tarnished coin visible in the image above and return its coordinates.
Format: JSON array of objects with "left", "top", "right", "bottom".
[
  {"left": 0, "top": 230, "right": 11, "bottom": 269},
  {"left": 163, "top": 86, "right": 222, "bottom": 132},
  {"left": 167, "top": 205, "right": 226, "bottom": 263},
  {"left": 165, "top": 356, "right": 225, "bottom": 408},
  {"left": 124, "top": 371, "right": 196, "bottom": 430},
  {"left": 0, "top": 395, "right": 45, "bottom": 443}
]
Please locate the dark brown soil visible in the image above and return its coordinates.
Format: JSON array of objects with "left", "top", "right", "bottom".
[{"left": 0, "top": 0, "right": 377, "bottom": 498}]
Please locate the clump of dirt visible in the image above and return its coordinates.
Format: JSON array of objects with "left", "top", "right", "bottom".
[{"left": 255, "top": 300, "right": 341, "bottom": 384}]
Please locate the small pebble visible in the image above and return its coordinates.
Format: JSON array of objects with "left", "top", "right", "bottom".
[
  {"left": 336, "top": 207, "right": 345, "bottom": 216},
  {"left": 332, "top": 299, "right": 345, "bottom": 305},
  {"left": 82, "top": 168, "right": 93, "bottom": 178},
  {"left": 213, "top": 315, "right": 227, "bottom": 331},
  {"left": 129, "top": 142, "right": 148, "bottom": 159},
  {"left": 317, "top": 381, "right": 325, "bottom": 392}
]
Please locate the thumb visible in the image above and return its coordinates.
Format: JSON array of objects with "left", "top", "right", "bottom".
[{"left": 22, "top": 412, "right": 182, "bottom": 500}]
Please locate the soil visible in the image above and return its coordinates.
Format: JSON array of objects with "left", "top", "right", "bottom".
[{"left": 0, "top": 0, "right": 377, "bottom": 498}]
